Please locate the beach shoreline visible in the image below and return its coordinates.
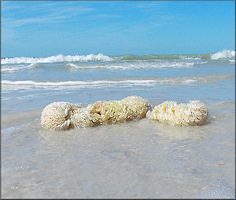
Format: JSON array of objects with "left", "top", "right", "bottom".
[
  {"left": 1, "top": 100, "right": 235, "bottom": 198},
  {"left": 1, "top": 50, "right": 235, "bottom": 198}
]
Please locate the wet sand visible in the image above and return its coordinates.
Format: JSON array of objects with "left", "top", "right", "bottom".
[{"left": 1, "top": 102, "right": 235, "bottom": 198}]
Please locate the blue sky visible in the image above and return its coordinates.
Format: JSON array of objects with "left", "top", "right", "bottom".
[{"left": 1, "top": 1, "right": 235, "bottom": 58}]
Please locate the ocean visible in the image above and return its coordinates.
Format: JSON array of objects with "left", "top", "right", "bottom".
[{"left": 1, "top": 49, "right": 235, "bottom": 198}]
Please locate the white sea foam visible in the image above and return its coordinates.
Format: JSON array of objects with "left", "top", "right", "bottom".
[
  {"left": 211, "top": 49, "right": 235, "bottom": 60},
  {"left": 1, "top": 53, "right": 113, "bottom": 64},
  {"left": 1, "top": 119, "right": 37, "bottom": 135},
  {"left": 1, "top": 60, "right": 207, "bottom": 73},
  {"left": 182, "top": 79, "right": 197, "bottom": 84},
  {"left": 2, "top": 74, "right": 232, "bottom": 90},
  {"left": 66, "top": 61, "right": 198, "bottom": 71},
  {"left": 1, "top": 63, "right": 38, "bottom": 72},
  {"left": 2, "top": 51, "right": 235, "bottom": 65},
  {"left": 179, "top": 55, "right": 201, "bottom": 60},
  {"left": 2, "top": 79, "right": 157, "bottom": 88}
]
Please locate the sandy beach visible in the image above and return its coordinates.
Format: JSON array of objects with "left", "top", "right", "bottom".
[
  {"left": 1, "top": 101, "right": 235, "bottom": 198},
  {"left": 2, "top": 1, "right": 235, "bottom": 198}
]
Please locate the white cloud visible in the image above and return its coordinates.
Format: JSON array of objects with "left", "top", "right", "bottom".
[
  {"left": 135, "top": 2, "right": 165, "bottom": 10},
  {"left": 1, "top": 1, "right": 23, "bottom": 12},
  {"left": 2, "top": 2, "right": 95, "bottom": 29},
  {"left": 97, "top": 14, "right": 123, "bottom": 18},
  {"left": 2, "top": 15, "right": 66, "bottom": 28}
]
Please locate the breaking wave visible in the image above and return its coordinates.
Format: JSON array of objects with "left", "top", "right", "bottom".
[
  {"left": 211, "top": 49, "right": 235, "bottom": 60},
  {"left": 113, "top": 50, "right": 235, "bottom": 61},
  {"left": 1, "top": 63, "right": 41, "bottom": 72},
  {"left": 1, "top": 53, "right": 113, "bottom": 64},
  {"left": 1, "top": 60, "right": 208, "bottom": 73},
  {"left": 66, "top": 61, "right": 203, "bottom": 71},
  {"left": 1, "top": 50, "right": 234, "bottom": 65}
]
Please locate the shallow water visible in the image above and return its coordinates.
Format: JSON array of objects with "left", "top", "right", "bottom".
[
  {"left": 1, "top": 50, "right": 235, "bottom": 198},
  {"left": 1, "top": 102, "right": 235, "bottom": 198}
]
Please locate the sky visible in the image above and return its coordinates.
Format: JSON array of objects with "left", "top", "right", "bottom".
[{"left": 1, "top": 1, "right": 235, "bottom": 58}]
